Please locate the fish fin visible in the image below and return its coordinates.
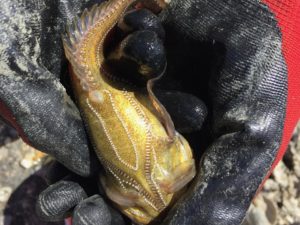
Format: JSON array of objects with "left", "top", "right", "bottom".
[
  {"left": 62, "top": 2, "right": 113, "bottom": 56},
  {"left": 100, "top": 175, "right": 138, "bottom": 207},
  {"left": 156, "top": 160, "right": 196, "bottom": 194},
  {"left": 62, "top": 2, "right": 111, "bottom": 89},
  {"left": 147, "top": 64, "right": 175, "bottom": 140}
]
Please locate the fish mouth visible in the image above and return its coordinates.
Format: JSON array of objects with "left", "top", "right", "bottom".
[{"left": 124, "top": 207, "right": 154, "bottom": 225}]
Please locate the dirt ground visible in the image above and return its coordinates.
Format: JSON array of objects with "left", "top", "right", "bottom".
[{"left": 0, "top": 120, "right": 299, "bottom": 225}]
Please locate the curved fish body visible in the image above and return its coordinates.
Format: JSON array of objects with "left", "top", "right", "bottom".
[{"left": 62, "top": 0, "right": 195, "bottom": 224}]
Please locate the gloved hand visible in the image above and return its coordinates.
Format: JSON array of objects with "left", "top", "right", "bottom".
[
  {"left": 34, "top": 0, "right": 300, "bottom": 225},
  {"left": 0, "top": 0, "right": 104, "bottom": 176},
  {"left": 3, "top": 0, "right": 300, "bottom": 225}
]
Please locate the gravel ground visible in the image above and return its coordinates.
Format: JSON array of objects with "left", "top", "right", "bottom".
[
  {"left": 0, "top": 120, "right": 299, "bottom": 225},
  {"left": 0, "top": 121, "right": 62, "bottom": 225}
]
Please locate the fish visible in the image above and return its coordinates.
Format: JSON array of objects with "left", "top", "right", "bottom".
[{"left": 62, "top": 0, "right": 196, "bottom": 224}]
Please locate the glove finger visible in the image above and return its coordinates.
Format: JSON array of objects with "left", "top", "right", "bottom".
[
  {"left": 106, "top": 30, "right": 166, "bottom": 85},
  {"left": 119, "top": 8, "right": 165, "bottom": 39},
  {"left": 36, "top": 181, "right": 87, "bottom": 222},
  {"left": 73, "top": 195, "right": 125, "bottom": 225},
  {"left": 156, "top": 91, "right": 207, "bottom": 134},
  {"left": 0, "top": 77, "right": 98, "bottom": 177},
  {"left": 72, "top": 195, "right": 111, "bottom": 225}
]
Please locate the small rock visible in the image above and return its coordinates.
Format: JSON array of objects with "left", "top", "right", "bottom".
[
  {"left": 283, "top": 198, "right": 300, "bottom": 218},
  {"left": 286, "top": 215, "right": 295, "bottom": 224},
  {"left": 264, "top": 197, "right": 278, "bottom": 224},
  {"left": 19, "top": 144, "right": 45, "bottom": 169},
  {"left": 20, "top": 158, "right": 34, "bottom": 169},
  {"left": 0, "top": 186, "right": 12, "bottom": 202},
  {"left": 263, "top": 179, "right": 280, "bottom": 192},
  {"left": 273, "top": 161, "right": 289, "bottom": 188},
  {"left": 242, "top": 195, "right": 277, "bottom": 225}
]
